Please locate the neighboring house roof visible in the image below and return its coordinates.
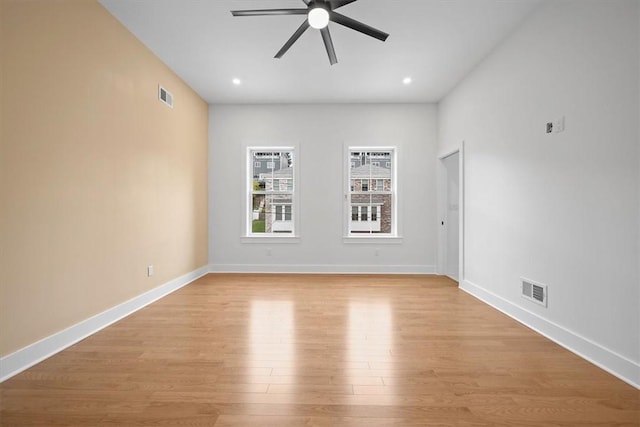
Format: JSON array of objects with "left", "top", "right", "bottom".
[
  {"left": 260, "top": 167, "right": 293, "bottom": 180},
  {"left": 350, "top": 164, "right": 391, "bottom": 178}
]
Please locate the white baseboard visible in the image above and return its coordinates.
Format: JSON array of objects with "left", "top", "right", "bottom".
[
  {"left": 460, "top": 279, "right": 640, "bottom": 390},
  {"left": 0, "top": 265, "right": 209, "bottom": 383},
  {"left": 209, "top": 263, "right": 436, "bottom": 274}
]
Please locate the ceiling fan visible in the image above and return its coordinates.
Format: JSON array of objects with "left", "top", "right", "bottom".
[{"left": 231, "top": 0, "right": 389, "bottom": 65}]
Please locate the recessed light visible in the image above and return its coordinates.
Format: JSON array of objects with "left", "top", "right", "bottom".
[
  {"left": 232, "top": 78, "right": 242, "bottom": 86},
  {"left": 403, "top": 77, "right": 412, "bottom": 85}
]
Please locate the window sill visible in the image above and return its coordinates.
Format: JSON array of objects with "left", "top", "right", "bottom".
[
  {"left": 241, "top": 236, "right": 301, "bottom": 244},
  {"left": 342, "top": 236, "right": 403, "bottom": 245}
]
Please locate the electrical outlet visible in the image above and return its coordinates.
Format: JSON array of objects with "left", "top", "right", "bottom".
[
  {"left": 374, "top": 248, "right": 380, "bottom": 256},
  {"left": 147, "top": 265, "right": 154, "bottom": 277},
  {"left": 546, "top": 122, "right": 553, "bottom": 133},
  {"left": 546, "top": 116, "right": 565, "bottom": 134},
  {"left": 266, "top": 248, "right": 272, "bottom": 256}
]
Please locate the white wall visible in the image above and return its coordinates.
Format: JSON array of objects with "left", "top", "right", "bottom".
[
  {"left": 209, "top": 104, "right": 438, "bottom": 273},
  {"left": 439, "top": 0, "right": 639, "bottom": 386},
  {"left": 637, "top": 2, "right": 640, "bottom": 375}
]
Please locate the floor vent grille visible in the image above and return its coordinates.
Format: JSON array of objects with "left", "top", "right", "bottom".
[{"left": 521, "top": 278, "right": 547, "bottom": 307}]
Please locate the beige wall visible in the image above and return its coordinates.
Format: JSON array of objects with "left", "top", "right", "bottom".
[{"left": 0, "top": 0, "right": 208, "bottom": 356}]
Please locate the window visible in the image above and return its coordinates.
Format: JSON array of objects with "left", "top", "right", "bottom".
[
  {"left": 360, "top": 206, "right": 368, "bottom": 221},
  {"left": 248, "top": 148, "right": 295, "bottom": 235},
  {"left": 274, "top": 204, "right": 292, "bottom": 221},
  {"left": 347, "top": 148, "right": 395, "bottom": 235}
]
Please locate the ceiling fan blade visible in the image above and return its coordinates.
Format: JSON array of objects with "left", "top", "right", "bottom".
[
  {"left": 329, "top": 11, "right": 389, "bottom": 42},
  {"left": 320, "top": 27, "right": 338, "bottom": 65},
  {"left": 231, "top": 9, "right": 308, "bottom": 17},
  {"left": 275, "top": 20, "right": 311, "bottom": 59},
  {"left": 302, "top": 0, "right": 310, "bottom": 4},
  {"left": 328, "top": 0, "right": 358, "bottom": 9}
]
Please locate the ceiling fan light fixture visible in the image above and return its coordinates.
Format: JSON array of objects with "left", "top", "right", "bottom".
[
  {"left": 231, "top": 0, "right": 389, "bottom": 65},
  {"left": 308, "top": 7, "right": 330, "bottom": 29}
]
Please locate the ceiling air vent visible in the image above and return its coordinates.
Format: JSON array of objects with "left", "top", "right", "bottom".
[
  {"left": 158, "top": 85, "right": 173, "bottom": 108},
  {"left": 521, "top": 278, "right": 547, "bottom": 308}
]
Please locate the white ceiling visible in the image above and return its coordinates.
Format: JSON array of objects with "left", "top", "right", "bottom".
[{"left": 99, "top": 0, "right": 542, "bottom": 104}]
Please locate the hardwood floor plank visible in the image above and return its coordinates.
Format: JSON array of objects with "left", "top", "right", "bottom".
[
  {"left": 267, "top": 384, "right": 354, "bottom": 395},
  {"left": 1, "top": 273, "right": 638, "bottom": 426},
  {"left": 213, "top": 414, "right": 493, "bottom": 427}
]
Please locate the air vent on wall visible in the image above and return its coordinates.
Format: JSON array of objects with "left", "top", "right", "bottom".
[
  {"left": 158, "top": 85, "right": 173, "bottom": 108},
  {"left": 521, "top": 278, "right": 547, "bottom": 307}
]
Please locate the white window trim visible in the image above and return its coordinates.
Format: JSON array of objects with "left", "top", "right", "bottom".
[
  {"left": 343, "top": 235, "right": 404, "bottom": 244},
  {"left": 343, "top": 145, "right": 402, "bottom": 242},
  {"left": 244, "top": 145, "right": 300, "bottom": 243}
]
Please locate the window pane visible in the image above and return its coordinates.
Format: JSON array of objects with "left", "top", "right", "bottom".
[
  {"left": 347, "top": 148, "right": 394, "bottom": 235},
  {"left": 251, "top": 194, "right": 266, "bottom": 233},
  {"left": 250, "top": 149, "right": 294, "bottom": 235}
]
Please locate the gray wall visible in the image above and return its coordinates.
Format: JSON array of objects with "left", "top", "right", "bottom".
[{"left": 209, "top": 104, "right": 438, "bottom": 273}]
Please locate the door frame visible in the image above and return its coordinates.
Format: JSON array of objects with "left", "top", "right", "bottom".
[{"left": 437, "top": 141, "right": 465, "bottom": 284}]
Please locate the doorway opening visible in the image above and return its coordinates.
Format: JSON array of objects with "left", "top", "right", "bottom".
[{"left": 438, "top": 145, "right": 464, "bottom": 283}]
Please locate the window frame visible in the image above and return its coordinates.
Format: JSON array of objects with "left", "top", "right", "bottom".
[
  {"left": 244, "top": 146, "right": 299, "bottom": 243},
  {"left": 344, "top": 146, "right": 401, "bottom": 242}
]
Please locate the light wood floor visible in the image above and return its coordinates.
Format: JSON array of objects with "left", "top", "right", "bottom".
[{"left": 1, "top": 274, "right": 638, "bottom": 426}]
